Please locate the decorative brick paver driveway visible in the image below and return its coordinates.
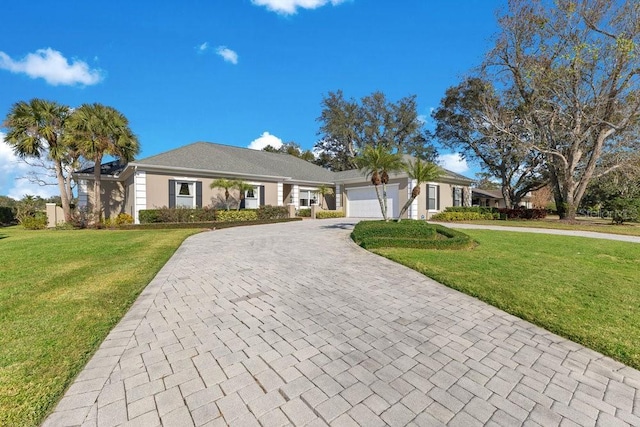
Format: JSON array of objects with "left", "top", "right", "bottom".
[{"left": 45, "top": 219, "right": 640, "bottom": 426}]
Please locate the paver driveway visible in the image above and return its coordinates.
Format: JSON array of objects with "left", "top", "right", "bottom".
[{"left": 45, "top": 219, "right": 640, "bottom": 426}]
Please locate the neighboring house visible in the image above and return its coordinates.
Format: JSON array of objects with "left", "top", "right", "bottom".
[
  {"left": 472, "top": 188, "right": 532, "bottom": 209},
  {"left": 74, "top": 142, "right": 473, "bottom": 223}
]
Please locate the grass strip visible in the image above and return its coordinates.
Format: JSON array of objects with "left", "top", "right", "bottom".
[
  {"left": 0, "top": 226, "right": 198, "bottom": 426},
  {"left": 374, "top": 229, "right": 640, "bottom": 370}
]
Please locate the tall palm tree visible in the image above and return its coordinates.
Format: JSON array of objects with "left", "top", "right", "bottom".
[
  {"left": 397, "top": 158, "right": 443, "bottom": 222},
  {"left": 233, "top": 180, "right": 255, "bottom": 211},
  {"left": 3, "top": 99, "right": 74, "bottom": 221},
  {"left": 210, "top": 178, "right": 235, "bottom": 210},
  {"left": 356, "top": 145, "right": 404, "bottom": 221},
  {"left": 64, "top": 104, "right": 139, "bottom": 223}
]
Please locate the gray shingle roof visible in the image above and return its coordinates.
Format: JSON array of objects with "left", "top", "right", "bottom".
[
  {"left": 332, "top": 154, "right": 473, "bottom": 184},
  {"left": 133, "top": 142, "right": 336, "bottom": 183}
]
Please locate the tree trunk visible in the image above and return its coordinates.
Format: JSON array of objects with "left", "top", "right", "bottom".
[
  {"left": 54, "top": 159, "right": 72, "bottom": 221},
  {"left": 381, "top": 183, "right": 390, "bottom": 222},
  {"left": 373, "top": 184, "right": 387, "bottom": 221},
  {"left": 501, "top": 185, "right": 512, "bottom": 209},
  {"left": 93, "top": 155, "right": 103, "bottom": 225},
  {"left": 398, "top": 186, "right": 421, "bottom": 222}
]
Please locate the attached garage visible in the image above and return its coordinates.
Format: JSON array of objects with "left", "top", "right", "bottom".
[{"left": 346, "top": 185, "right": 399, "bottom": 218}]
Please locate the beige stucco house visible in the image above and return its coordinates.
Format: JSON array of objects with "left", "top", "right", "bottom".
[{"left": 74, "top": 142, "right": 473, "bottom": 223}]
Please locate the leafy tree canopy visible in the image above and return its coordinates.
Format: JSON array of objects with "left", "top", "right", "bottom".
[{"left": 315, "top": 90, "right": 437, "bottom": 171}]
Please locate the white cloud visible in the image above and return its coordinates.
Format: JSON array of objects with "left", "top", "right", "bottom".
[
  {"left": 248, "top": 132, "right": 283, "bottom": 150},
  {"left": 215, "top": 46, "right": 238, "bottom": 64},
  {"left": 438, "top": 153, "right": 469, "bottom": 174},
  {"left": 251, "top": 0, "right": 347, "bottom": 15},
  {"left": 197, "top": 42, "right": 209, "bottom": 53},
  {"left": 0, "top": 48, "right": 103, "bottom": 86},
  {"left": 0, "top": 132, "right": 58, "bottom": 199}
]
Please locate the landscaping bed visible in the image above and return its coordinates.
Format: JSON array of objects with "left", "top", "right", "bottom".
[{"left": 351, "top": 220, "right": 474, "bottom": 250}]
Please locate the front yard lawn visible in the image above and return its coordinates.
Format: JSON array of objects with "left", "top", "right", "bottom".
[
  {"left": 374, "top": 228, "right": 640, "bottom": 370},
  {"left": 455, "top": 217, "right": 640, "bottom": 237},
  {"left": 0, "top": 226, "right": 198, "bottom": 427}
]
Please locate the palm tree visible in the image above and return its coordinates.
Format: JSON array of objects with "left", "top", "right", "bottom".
[
  {"left": 317, "top": 185, "right": 334, "bottom": 209},
  {"left": 3, "top": 99, "right": 74, "bottom": 221},
  {"left": 356, "top": 145, "right": 404, "bottom": 221},
  {"left": 210, "top": 178, "right": 235, "bottom": 210},
  {"left": 64, "top": 104, "right": 139, "bottom": 224},
  {"left": 233, "top": 180, "right": 255, "bottom": 210},
  {"left": 397, "top": 158, "right": 443, "bottom": 222}
]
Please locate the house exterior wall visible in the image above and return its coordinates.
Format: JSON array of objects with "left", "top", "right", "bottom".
[
  {"left": 124, "top": 175, "right": 135, "bottom": 217},
  {"left": 80, "top": 180, "right": 125, "bottom": 220},
  {"left": 142, "top": 172, "right": 280, "bottom": 209}
]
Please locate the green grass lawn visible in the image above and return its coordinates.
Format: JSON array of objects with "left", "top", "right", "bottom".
[
  {"left": 375, "top": 229, "right": 640, "bottom": 370},
  {"left": 0, "top": 226, "right": 198, "bottom": 427},
  {"left": 454, "top": 216, "right": 640, "bottom": 236}
]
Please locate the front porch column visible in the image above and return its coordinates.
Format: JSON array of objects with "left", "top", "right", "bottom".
[
  {"left": 134, "top": 170, "right": 147, "bottom": 224},
  {"left": 408, "top": 179, "right": 418, "bottom": 219},
  {"left": 292, "top": 184, "right": 299, "bottom": 209},
  {"left": 277, "top": 182, "right": 284, "bottom": 206},
  {"left": 335, "top": 184, "right": 341, "bottom": 210}
]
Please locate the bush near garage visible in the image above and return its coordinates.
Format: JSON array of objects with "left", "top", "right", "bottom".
[
  {"left": 257, "top": 205, "right": 289, "bottom": 219},
  {"left": 316, "top": 210, "right": 345, "bottom": 219}
]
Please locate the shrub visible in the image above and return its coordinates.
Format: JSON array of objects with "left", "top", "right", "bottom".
[
  {"left": 297, "top": 208, "right": 311, "bottom": 217},
  {"left": 445, "top": 206, "right": 498, "bottom": 214},
  {"left": 217, "top": 210, "right": 258, "bottom": 222},
  {"left": 257, "top": 205, "right": 289, "bottom": 220},
  {"left": 430, "top": 211, "right": 496, "bottom": 221},
  {"left": 114, "top": 213, "right": 134, "bottom": 225},
  {"left": 497, "top": 208, "right": 547, "bottom": 220},
  {"left": 21, "top": 212, "right": 48, "bottom": 230},
  {"left": 139, "top": 207, "right": 217, "bottom": 223},
  {"left": 0, "top": 206, "right": 16, "bottom": 225},
  {"left": 605, "top": 198, "right": 640, "bottom": 224},
  {"left": 117, "top": 217, "right": 302, "bottom": 230},
  {"left": 316, "top": 210, "right": 345, "bottom": 219},
  {"left": 351, "top": 220, "right": 474, "bottom": 250}
]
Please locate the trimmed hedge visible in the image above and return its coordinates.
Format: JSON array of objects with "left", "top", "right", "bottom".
[
  {"left": 444, "top": 206, "right": 499, "bottom": 214},
  {"left": 257, "top": 205, "right": 289, "bottom": 220},
  {"left": 139, "top": 207, "right": 217, "bottom": 223},
  {"left": 297, "top": 208, "right": 311, "bottom": 217},
  {"left": 117, "top": 217, "right": 302, "bottom": 230},
  {"left": 316, "top": 210, "right": 345, "bottom": 219},
  {"left": 351, "top": 220, "right": 473, "bottom": 250},
  {"left": 497, "top": 208, "right": 547, "bottom": 220},
  {"left": 430, "top": 206, "right": 547, "bottom": 221},
  {"left": 430, "top": 211, "right": 497, "bottom": 221},
  {"left": 217, "top": 210, "right": 258, "bottom": 222},
  {"left": 139, "top": 205, "right": 290, "bottom": 224}
]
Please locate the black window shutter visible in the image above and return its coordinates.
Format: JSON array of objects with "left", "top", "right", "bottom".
[
  {"left": 259, "top": 185, "right": 265, "bottom": 206},
  {"left": 461, "top": 188, "right": 466, "bottom": 207},
  {"left": 196, "top": 182, "right": 202, "bottom": 208},
  {"left": 436, "top": 185, "right": 440, "bottom": 210},
  {"left": 169, "top": 180, "right": 176, "bottom": 208}
]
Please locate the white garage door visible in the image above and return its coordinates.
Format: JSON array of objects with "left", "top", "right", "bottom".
[{"left": 347, "top": 185, "right": 399, "bottom": 218}]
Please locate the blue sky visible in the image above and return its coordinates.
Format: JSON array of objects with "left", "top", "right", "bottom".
[{"left": 0, "top": 0, "right": 504, "bottom": 199}]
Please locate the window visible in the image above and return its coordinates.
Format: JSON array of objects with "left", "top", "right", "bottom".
[
  {"left": 428, "top": 185, "right": 439, "bottom": 210},
  {"left": 176, "top": 181, "right": 195, "bottom": 207},
  {"left": 453, "top": 187, "right": 462, "bottom": 207},
  {"left": 299, "top": 189, "right": 318, "bottom": 207}
]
